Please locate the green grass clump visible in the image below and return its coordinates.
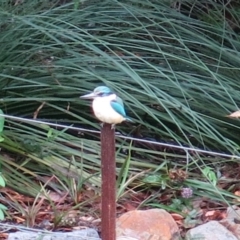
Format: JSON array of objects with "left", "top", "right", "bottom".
[{"left": 0, "top": 0, "right": 239, "bottom": 224}]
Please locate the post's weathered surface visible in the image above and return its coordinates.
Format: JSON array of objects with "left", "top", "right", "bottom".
[{"left": 100, "top": 123, "right": 116, "bottom": 240}]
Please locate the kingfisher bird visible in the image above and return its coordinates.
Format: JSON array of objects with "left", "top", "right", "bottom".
[{"left": 80, "top": 86, "right": 132, "bottom": 128}]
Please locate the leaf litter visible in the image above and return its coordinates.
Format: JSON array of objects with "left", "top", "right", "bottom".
[{"left": 0, "top": 163, "right": 239, "bottom": 239}]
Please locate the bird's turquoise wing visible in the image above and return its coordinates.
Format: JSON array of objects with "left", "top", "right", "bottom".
[{"left": 110, "top": 97, "right": 126, "bottom": 117}]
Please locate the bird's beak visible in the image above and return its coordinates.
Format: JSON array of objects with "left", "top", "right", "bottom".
[{"left": 80, "top": 92, "right": 96, "bottom": 99}]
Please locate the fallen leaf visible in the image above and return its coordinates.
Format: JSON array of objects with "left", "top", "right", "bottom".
[
  {"left": 204, "top": 210, "right": 225, "bottom": 221},
  {"left": 227, "top": 110, "right": 240, "bottom": 118},
  {"left": 171, "top": 213, "right": 184, "bottom": 220},
  {"left": 46, "top": 191, "right": 67, "bottom": 203},
  {"left": 124, "top": 202, "right": 137, "bottom": 211},
  {"left": 234, "top": 190, "right": 240, "bottom": 197},
  {"left": 205, "top": 210, "right": 216, "bottom": 217},
  {"left": 79, "top": 216, "right": 94, "bottom": 222}
]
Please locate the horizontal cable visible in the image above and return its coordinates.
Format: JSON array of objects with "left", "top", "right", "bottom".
[{"left": 0, "top": 114, "right": 239, "bottom": 159}]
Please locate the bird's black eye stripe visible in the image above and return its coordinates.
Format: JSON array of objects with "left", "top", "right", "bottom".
[{"left": 97, "top": 92, "right": 112, "bottom": 97}]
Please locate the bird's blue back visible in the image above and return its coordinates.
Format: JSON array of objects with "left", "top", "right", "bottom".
[{"left": 110, "top": 96, "right": 127, "bottom": 118}]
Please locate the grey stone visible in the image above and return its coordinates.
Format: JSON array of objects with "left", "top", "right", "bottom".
[
  {"left": 220, "top": 206, "right": 240, "bottom": 239},
  {"left": 117, "top": 237, "right": 138, "bottom": 240},
  {"left": 225, "top": 206, "right": 240, "bottom": 221},
  {"left": 7, "top": 228, "right": 101, "bottom": 240},
  {"left": 186, "top": 221, "right": 237, "bottom": 240}
]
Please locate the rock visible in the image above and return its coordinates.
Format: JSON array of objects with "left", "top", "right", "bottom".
[
  {"left": 186, "top": 220, "right": 238, "bottom": 240},
  {"left": 117, "top": 237, "right": 138, "bottom": 240},
  {"left": 220, "top": 206, "right": 240, "bottom": 239},
  {"left": 116, "top": 209, "right": 180, "bottom": 240},
  {"left": 7, "top": 228, "right": 100, "bottom": 240}
]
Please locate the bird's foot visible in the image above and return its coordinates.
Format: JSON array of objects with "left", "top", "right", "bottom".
[{"left": 100, "top": 122, "right": 115, "bottom": 130}]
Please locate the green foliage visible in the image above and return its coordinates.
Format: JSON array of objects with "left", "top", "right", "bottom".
[
  {"left": 142, "top": 173, "right": 169, "bottom": 190},
  {"left": 0, "top": 0, "right": 240, "bottom": 221},
  {"left": 202, "top": 167, "right": 218, "bottom": 186},
  {"left": 117, "top": 143, "right": 132, "bottom": 199},
  {"left": 0, "top": 203, "right": 8, "bottom": 221},
  {"left": 0, "top": 109, "right": 5, "bottom": 142},
  {"left": 0, "top": 175, "right": 6, "bottom": 220},
  {"left": 1, "top": 0, "right": 240, "bottom": 151},
  {"left": 0, "top": 110, "right": 4, "bottom": 133},
  {"left": 0, "top": 173, "right": 6, "bottom": 188},
  {"left": 0, "top": 109, "right": 7, "bottom": 220}
]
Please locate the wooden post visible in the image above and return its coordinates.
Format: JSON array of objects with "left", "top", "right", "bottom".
[{"left": 100, "top": 123, "right": 116, "bottom": 240}]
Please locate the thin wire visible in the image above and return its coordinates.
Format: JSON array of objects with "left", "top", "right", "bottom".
[{"left": 0, "top": 114, "right": 240, "bottom": 160}]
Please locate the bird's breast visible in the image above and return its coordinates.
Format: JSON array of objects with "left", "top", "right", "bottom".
[{"left": 92, "top": 98, "right": 125, "bottom": 124}]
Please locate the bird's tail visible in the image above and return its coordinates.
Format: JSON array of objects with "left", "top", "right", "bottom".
[{"left": 125, "top": 117, "right": 133, "bottom": 122}]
